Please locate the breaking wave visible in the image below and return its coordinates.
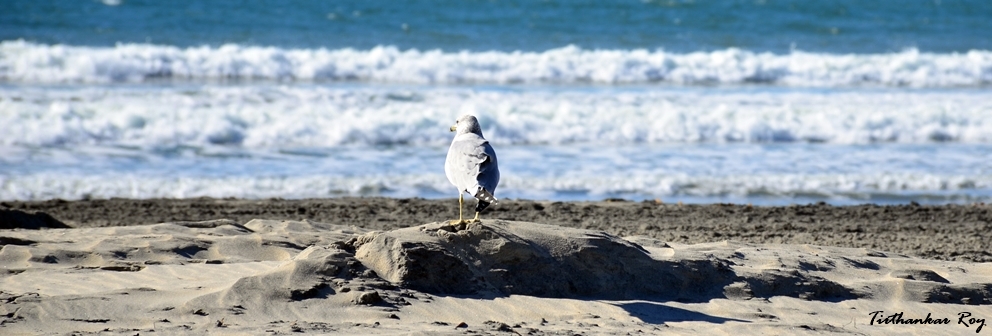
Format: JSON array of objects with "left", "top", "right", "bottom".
[{"left": 3, "top": 40, "right": 991, "bottom": 87}]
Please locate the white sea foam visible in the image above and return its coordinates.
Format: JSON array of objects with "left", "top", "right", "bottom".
[
  {"left": 2, "top": 40, "right": 991, "bottom": 87},
  {"left": 2, "top": 138, "right": 989, "bottom": 203},
  {"left": 1, "top": 85, "right": 990, "bottom": 149},
  {"left": 2, "top": 171, "right": 989, "bottom": 204}
]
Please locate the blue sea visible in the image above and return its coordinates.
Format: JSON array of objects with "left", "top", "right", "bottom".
[{"left": 2, "top": 0, "right": 991, "bottom": 205}]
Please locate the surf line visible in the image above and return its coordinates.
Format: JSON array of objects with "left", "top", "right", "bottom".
[{"left": 868, "top": 311, "right": 986, "bottom": 333}]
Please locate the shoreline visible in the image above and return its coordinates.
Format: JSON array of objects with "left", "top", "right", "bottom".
[{"left": 3, "top": 197, "right": 990, "bottom": 262}]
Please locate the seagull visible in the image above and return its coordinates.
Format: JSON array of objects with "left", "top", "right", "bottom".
[{"left": 444, "top": 115, "right": 499, "bottom": 225}]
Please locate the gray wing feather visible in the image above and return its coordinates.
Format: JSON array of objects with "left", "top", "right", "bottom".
[{"left": 477, "top": 141, "right": 499, "bottom": 193}]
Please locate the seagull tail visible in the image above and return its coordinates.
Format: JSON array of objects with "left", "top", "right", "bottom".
[{"left": 474, "top": 187, "right": 497, "bottom": 212}]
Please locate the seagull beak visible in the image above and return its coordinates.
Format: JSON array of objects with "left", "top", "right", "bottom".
[{"left": 449, "top": 125, "right": 456, "bottom": 132}]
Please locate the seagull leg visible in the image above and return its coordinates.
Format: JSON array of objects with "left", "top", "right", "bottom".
[
  {"left": 450, "top": 193, "right": 466, "bottom": 225},
  {"left": 471, "top": 211, "right": 481, "bottom": 223}
]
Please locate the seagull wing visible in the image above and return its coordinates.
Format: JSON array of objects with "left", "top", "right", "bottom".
[{"left": 445, "top": 136, "right": 498, "bottom": 196}]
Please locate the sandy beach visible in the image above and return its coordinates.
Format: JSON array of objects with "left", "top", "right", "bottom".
[{"left": 3, "top": 198, "right": 992, "bottom": 335}]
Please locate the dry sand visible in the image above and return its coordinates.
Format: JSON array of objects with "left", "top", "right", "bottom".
[{"left": 2, "top": 198, "right": 992, "bottom": 335}]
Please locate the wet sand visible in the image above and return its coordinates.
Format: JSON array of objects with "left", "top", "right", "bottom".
[{"left": 3, "top": 197, "right": 990, "bottom": 262}]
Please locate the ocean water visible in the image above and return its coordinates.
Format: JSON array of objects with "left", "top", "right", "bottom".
[{"left": 2, "top": 0, "right": 991, "bottom": 205}]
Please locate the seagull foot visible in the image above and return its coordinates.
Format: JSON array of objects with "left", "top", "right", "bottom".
[{"left": 443, "top": 220, "right": 468, "bottom": 232}]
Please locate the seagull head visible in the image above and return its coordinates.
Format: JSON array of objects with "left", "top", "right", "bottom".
[{"left": 450, "top": 114, "right": 483, "bottom": 136}]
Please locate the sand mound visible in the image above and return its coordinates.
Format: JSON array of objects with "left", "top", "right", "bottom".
[
  {"left": 352, "top": 221, "right": 733, "bottom": 299},
  {"left": 0, "top": 209, "right": 70, "bottom": 230}
]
